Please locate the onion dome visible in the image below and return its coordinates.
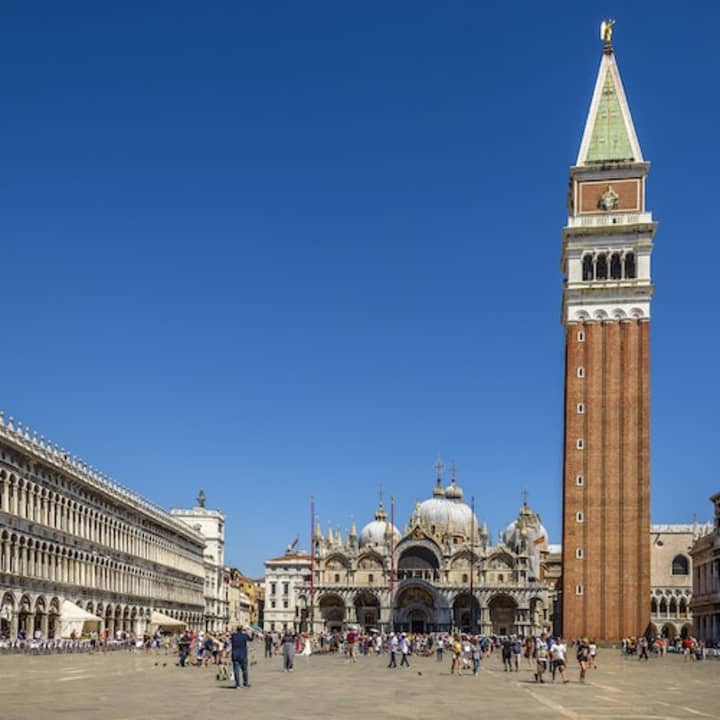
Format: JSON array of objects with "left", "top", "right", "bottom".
[
  {"left": 359, "top": 502, "right": 400, "bottom": 547},
  {"left": 416, "top": 467, "right": 477, "bottom": 538}
]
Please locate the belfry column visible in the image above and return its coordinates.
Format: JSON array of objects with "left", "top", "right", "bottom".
[{"left": 560, "top": 25, "right": 655, "bottom": 641}]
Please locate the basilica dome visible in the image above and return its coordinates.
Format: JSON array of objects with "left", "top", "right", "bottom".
[
  {"left": 502, "top": 501, "right": 548, "bottom": 549},
  {"left": 359, "top": 503, "right": 400, "bottom": 547},
  {"left": 415, "top": 477, "right": 478, "bottom": 538}
]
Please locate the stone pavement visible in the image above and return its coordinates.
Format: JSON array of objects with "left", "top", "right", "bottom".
[{"left": 1, "top": 648, "right": 718, "bottom": 720}]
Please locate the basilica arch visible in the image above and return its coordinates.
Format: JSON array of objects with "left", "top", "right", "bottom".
[
  {"left": 452, "top": 592, "right": 480, "bottom": 633},
  {"left": 396, "top": 543, "right": 441, "bottom": 583},
  {"left": 354, "top": 591, "right": 380, "bottom": 630},
  {"left": 394, "top": 583, "right": 437, "bottom": 634},
  {"left": 488, "top": 594, "right": 517, "bottom": 636},
  {"left": 317, "top": 593, "right": 345, "bottom": 633}
]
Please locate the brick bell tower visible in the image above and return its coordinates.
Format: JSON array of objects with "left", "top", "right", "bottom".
[{"left": 560, "top": 24, "right": 656, "bottom": 641}]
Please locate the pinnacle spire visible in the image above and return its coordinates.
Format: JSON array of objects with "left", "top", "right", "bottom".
[{"left": 576, "top": 27, "right": 643, "bottom": 166}]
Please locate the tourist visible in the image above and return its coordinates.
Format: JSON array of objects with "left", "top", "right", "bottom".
[
  {"left": 501, "top": 636, "right": 513, "bottom": 672},
  {"left": 576, "top": 638, "right": 590, "bottom": 683},
  {"left": 436, "top": 634, "right": 444, "bottom": 662},
  {"left": 177, "top": 630, "right": 191, "bottom": 667},
  {"left": 638, "top": 636, "right": 649, "bottom": 661},
  {"left": 399, "top": 632, "right": 410, "bottom": 668},
  {"left": 471, "top": 637, "right": 481, "bottom": 676},
  {"left": 534, "top": 637, "right": 549, "bottom": 683},
  {"left": 524, "top": 636, "right": 534, "bottom": 669},
  {"left": 512, "top": 635, "right": 522, "bottom": 671},
  {"left": 230, "top": 625, "right": 253, "bottom": 688},
  {"left": 387, "top": 632, "right": 398, "bottom": 668},
  {"left": 549, "top": 638, "right": 569, "bottom": 684},
  {"left": 281, "top": 631, "right": 295, "bottom": 672},
  {"left": 588, "top": 639, "right": 597, "bottom": 669},
  {"left": 346, "top": 627, "right": 357, "bottom": 663}
]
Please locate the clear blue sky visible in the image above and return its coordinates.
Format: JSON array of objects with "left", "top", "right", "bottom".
[{"left": 2, "top": 2, "right": 718, "bottom": 576}]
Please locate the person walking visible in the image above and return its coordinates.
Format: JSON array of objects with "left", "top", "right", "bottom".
[
  {"left": 638, "top": 636, "right": 649, "bottom": 661},
  {"left": 264, "top": 633, "right": 273, "bottom": 658},
  {"left": 550, "top": 639, "right": 569, "bottom": 684},
  {"left": 387, "top": 632, "right": 398, "bottom": 668},
  {"left": 399, "top": 633, "right": 411, "bottom": 668},
  {"left": 576, "top": 638, "right": 590, "bottom": 683},
  {"left": 281, "top": 631, "right": 295, "bottom": 672},
  {"left": 230, "top": 625, "right": 253, "bottom": 688}
]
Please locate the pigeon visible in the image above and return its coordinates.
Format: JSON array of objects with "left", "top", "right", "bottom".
[{"left": 417, "top": 672, "right": 422, "bottom": 676}]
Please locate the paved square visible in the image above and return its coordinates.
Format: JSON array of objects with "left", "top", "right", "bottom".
[{"left": 1, "top": 648, "right": 718, "bottom": 720}]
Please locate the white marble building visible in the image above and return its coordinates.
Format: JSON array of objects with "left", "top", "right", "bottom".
[
  {"left": 171, "top": 494, "right": 230, "bottom": 632},
  {"left": 263, "top": 550, "right": 311, "bottom": 633},
  {"left": 0, "top": 413, "right": 205, "bottom": 639}
]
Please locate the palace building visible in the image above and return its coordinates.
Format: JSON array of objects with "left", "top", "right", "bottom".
[
  {"left": 266, "top": 466, "right": 560, "bottom": 636},
  {"left": 560, "top": 29, "right": 656, "bottom": 640},
  {"left": 0, "top": 414, "right": 206, "bottom": 639}
]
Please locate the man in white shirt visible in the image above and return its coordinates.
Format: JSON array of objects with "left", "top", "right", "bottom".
[
  {"left": 399, "top": 633, "right": 410, "bottom": 668},
  {"left": 550, "top": 639, "right": 569, "bottom": 684},
  {"left": 387, "top": 633, "right": 398, "bottom": 668}
]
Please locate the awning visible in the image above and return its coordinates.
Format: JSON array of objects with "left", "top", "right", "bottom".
[
  {"left": 60, "top": 600, "right": 101, "bottom": 638},
  {"left": 61, "top": 600, "right": 99, "bottom": 623},
  {"left": 149, "top": 610, "right": 186, "bottom": 630},
  {"left": 250, "top": 624, "right": 263, "bottom": 633}
]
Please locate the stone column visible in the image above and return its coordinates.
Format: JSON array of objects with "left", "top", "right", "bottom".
[
  {"left": 0, "top": 477, "right": 8, "bottom": 511},
  {"left": 10, "top": 611, "right": 18, "bottom": 639}
]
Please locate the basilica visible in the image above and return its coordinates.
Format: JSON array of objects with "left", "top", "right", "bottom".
[{"left": 290, "top": 467, "right": 560, "bottom": 637}]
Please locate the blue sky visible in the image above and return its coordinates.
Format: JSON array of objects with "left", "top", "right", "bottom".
[{"left": 2, "top": 2, "right": 718, "bottom": 576}]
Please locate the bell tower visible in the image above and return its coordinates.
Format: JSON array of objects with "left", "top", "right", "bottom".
[{"left": 560, "top": 25, "right": 656, "bottom": 641}]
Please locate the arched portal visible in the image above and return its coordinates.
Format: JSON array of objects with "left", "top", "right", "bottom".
[
  {"left": 354, "top": 591, "right": 380, "bottom": 631},
  {"left": 661, "top": 623, "right": 677, "bottom": 640},
  {"left": 18, "top": 595, "right": 32, "bottom": 637},
  {"left": 488, "top": 594, "right": 517, "bottom": 636},
  {"left": 452, "top": 593, "right": 480, "bottom": 633},
  {"left": 318, "top": 594, "right": 345, "bottom": 633},
  {"left": 397, "top": 545, "right": 440, "bottom": 582},
  {"left": 48, "top": 598, "right": 60, "bottom": 639},
  {"left": 1, "top": 592, "right": 15, "bottom": 639},
  {"left": 394, "top": 585, "right": 435, "bottom": 634}
]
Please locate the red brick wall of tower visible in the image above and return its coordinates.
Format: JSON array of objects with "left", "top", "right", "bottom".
[{"left": 561, "top": 319, "right": 650, "bottom": 641}]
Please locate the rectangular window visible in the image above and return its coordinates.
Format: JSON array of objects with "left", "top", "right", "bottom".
[
  {"left": 368, "top": 573, "right": 374, "bottom": 584},
  {"left": 577, "top": 330, "right": 585, "bottom": 342},
  {"left": 576, "top": 511, "right": 584, "bottom": 523},
  {"left": 577, "top": 367, "right": 585, "bottom": 378},
  {"left": 576, "top": 475, "right": 584, "bottom": 486},
  {"left": 576, "top": 438, "right": 584, "bottom": 450},
  {"left": 577, "top": 403, "right": 585, "bottom": 414},
  {"left": 270, "top": 583, "right": 276, "bottom": 595},
  {"left": 283, "top": 600, "right": 288, "bottom": 609},
  {"left": 576, "top": 547, "right": 584, "bottom": 559},
  {"left": 576, "top": 584, "right": 584, "bottom": 596},
  {"left": 283, "top": 582, "right": 289, "bottom": 595},
  {"left": 334, "top": 573, "right": 340, "bottom": 583},
  {"left": 270, "top": 600, "right": 276, "bottom": 608}
]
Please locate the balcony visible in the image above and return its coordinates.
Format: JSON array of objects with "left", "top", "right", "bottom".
[{"left": 566, "top": 212, "right": 653, "bottom": 228}]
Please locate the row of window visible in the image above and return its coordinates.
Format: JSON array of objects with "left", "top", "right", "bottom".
[{"left": 582, "top": 252, "right": 637, "bottom": 281}]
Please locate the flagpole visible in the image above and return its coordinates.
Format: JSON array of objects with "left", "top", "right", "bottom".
[
  {"left": 310, "top": 494, "right": 315, "bottom": 635},
  {"left": 390, "top": 495, "right": 395, "bottom": 633},
  {"left": 470, "top": 495, "right": 475, "bottom": 632}
]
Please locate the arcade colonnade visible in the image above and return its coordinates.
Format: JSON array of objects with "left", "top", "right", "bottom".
[{"left": 0, "top": 415, "right": 206, "bottom": 638}]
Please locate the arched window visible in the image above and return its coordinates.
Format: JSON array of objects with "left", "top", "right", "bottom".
[
  {"left": 624, "top": 252, "right": 636, "bottom": 279},
  {"left": 672, "top": 555, "right": 689, "bottom": 575},
  {"left": 582, "top": 255, "right": 594, "bottom": 281},
  {"left": 610, "top": 253, "right": 622, "bottom": 279},
  {"left": 659, "top": 597, "right": 667, "bottom": 614},
  {"left": 669, "top": 597, "right": 678, "bottom": 616},
  {"left": 596, "top": 253, "right": 608, "bottom": 280},
  {"left": 651, "top": 596, "right": 658, "bottom": 614}
]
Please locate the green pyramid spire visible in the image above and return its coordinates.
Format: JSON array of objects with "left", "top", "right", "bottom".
[
  {"left": 585, "top": 72, "right": 634, "bottom": 163},
  {"left": 577, "top": 46, "right": 643, "bottom": 167}
]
